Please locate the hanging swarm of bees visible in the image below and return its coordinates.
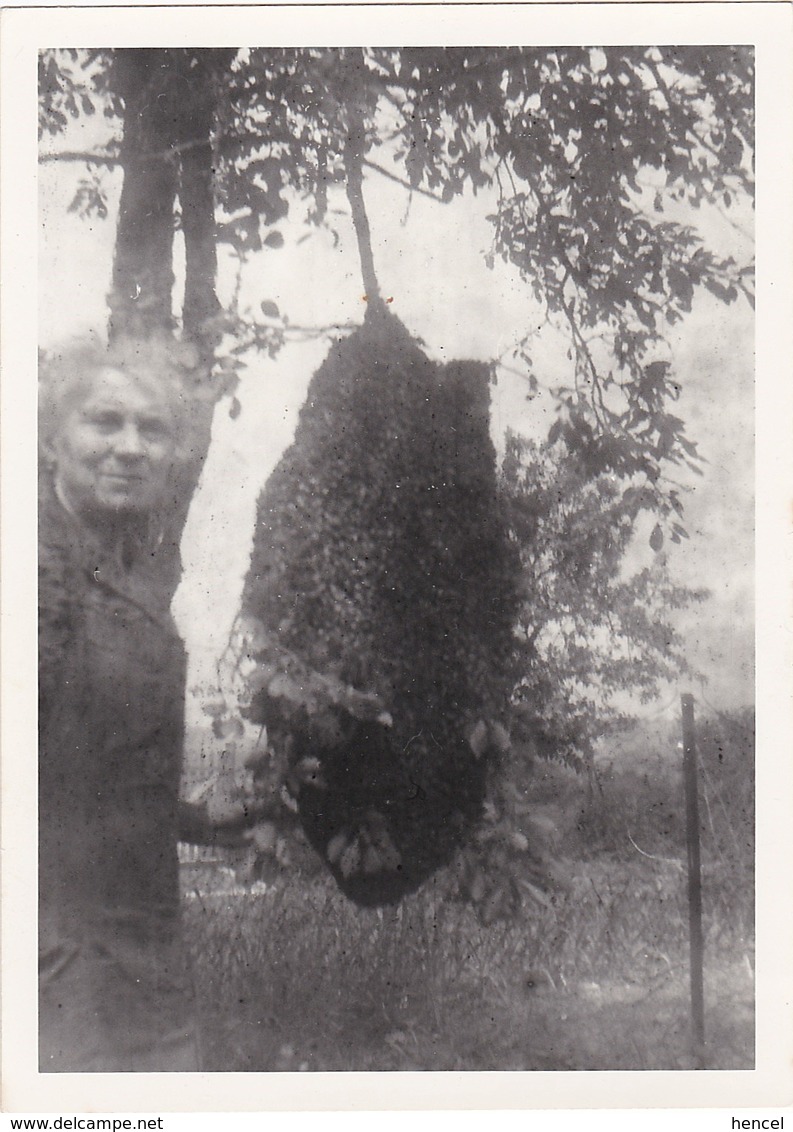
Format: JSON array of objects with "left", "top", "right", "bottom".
[{"left": 241, "top": 305, "right": 521, "bottom": 905}]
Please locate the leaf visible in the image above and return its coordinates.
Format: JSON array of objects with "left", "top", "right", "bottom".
[
  {"left": 250, "top": 821, "right": 277, "bottom": 853},
  {"left": 267, "top": 672, "right": 304, "bottom": 702},
  {"left": 526, "top": 812, "right": 560, "bottom": 843},
  {"left": 339, "top": 837, "right": 362, "bottom": 877},
  {"left": 229, "top": 396, "right": 242, "bottom": 420},
  {"left": 668, "top": 265, "right": 694, "bottom": 312},
  {"left": 722, "top": 131, "right": 744, "bottom": 168},
  {"left": 649, "top": 523, "right": 664, "bottom": 552},
  {"left": 327, "top": 832, "right": 348, "bottom": 864},
  {"left": 362, "top": 844, "right": 383, "bottom": 874},
  {"left": 468, "top": 719, "right": 489, "bottom": 758},
  {"left": 702, "top": 278, "right": 739, "bottom": 304},
  {"left": 202, "top": 698, "right": 228, "bottom": 719},
  {"left": 211, "top": 716, "right": 246, "bottom": 740},
  {"left": 669, "top": 491, "right": 684, "bottom": 517},
  {"left": 263, "top": 230, "right": 285, "bottom": 249},
  {"left": 490, "top": 721, "right": 511, "bottom": 754},
  {"left": 260, "top": 299, "right": 280, "bottom": 318},
  {"left": 548, "top": 419, "right": 563, "bottom": 446}
]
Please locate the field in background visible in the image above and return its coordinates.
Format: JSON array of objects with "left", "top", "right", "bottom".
[{"left": 181, "top": 708, "right": 754, "bottom": 1071}]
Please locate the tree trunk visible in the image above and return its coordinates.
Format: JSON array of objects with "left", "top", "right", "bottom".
[
  {"left": 176, "top": 50, "right": 235, "bottom": 375},
  {"left": 108, "top": 50, "right": 179, "bottom": 343},
  {"left": 180, "top": 128, "right": 219, "bottom": 363}
]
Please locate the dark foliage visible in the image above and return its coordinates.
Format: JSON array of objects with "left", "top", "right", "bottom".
[{"left": 241, "top": 306, "right": 521, "bottom": 904}]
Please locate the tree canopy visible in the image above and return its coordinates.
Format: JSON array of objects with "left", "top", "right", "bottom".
[{"left": 40, "top": 47, "right": 754, "bottom": 523}]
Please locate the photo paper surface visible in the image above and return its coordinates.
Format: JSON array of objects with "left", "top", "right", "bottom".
[{"left": 2, "top": 1, "right": 791, "bottom": 1116}]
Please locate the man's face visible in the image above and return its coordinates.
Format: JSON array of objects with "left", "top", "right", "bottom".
[{"left": 53, "top": 367, "right": 175, "bottom": 518}]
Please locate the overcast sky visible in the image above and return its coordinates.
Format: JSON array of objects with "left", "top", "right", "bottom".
[{"left": 39, "top": 100, "right": 755, "bottom": 716}]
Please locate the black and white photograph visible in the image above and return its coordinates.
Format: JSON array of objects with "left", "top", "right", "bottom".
[{"left": 2, "top": 0, "right": 792, "bottom": 1115}]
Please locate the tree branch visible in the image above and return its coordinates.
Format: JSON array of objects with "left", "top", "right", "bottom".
[
  {"left": 39, "top": 142, "right": 449, "bottom": 209},
  {"left": 363, "top": 158, "right": 445, "bottom": 202},
  {"left": 344, "top": 98, "right": 380, "bottom": 301},
  {"left": 38, "top": 127, "right": 296, "bottom": 168},
  {"left": 39, "top": 149, "right": 120, "bottom": 167}
]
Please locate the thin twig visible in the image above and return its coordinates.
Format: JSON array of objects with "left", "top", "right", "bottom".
[
  {"left": 626, "top": 830, "right": 684, "bottom": 870},
  {"left": 363, "top": 157, "right": 445, "bottom": 202}
]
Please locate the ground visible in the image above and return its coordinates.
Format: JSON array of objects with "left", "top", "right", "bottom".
[{"left": 181, "top": 717, "right": 754, "bottom": 1072}]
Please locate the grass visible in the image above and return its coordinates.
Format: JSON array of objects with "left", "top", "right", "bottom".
[{"left": 181, "top": 709, "right": 755, "bottom": 1071}]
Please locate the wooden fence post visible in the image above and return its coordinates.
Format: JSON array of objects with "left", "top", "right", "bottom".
[{"left": 681, "top": 692, "right": 705, "bottom": 1068}]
